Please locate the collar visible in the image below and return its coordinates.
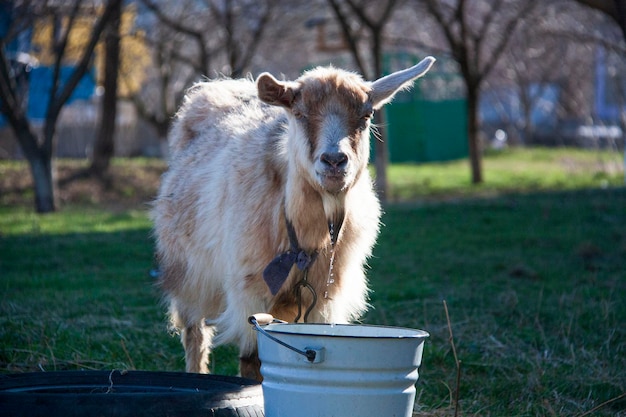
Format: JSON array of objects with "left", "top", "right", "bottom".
[{"left": 262, "top": 211, "right": 342, "bottom": 296}]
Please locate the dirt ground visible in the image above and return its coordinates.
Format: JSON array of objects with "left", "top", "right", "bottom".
[{"left": 0, "top": 159, "right": 167, "bottom": 211}]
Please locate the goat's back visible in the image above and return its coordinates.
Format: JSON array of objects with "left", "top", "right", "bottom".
[
  {"left": 169, "top": 78, "right": 285, "bottom": 157},
  {"left": 151, "top": 78, "right": 289, "bottom": 321}
]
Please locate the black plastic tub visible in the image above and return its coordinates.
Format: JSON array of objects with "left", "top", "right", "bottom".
[{"left": 0, "top": 370, "right": 264, "bottom": 417}]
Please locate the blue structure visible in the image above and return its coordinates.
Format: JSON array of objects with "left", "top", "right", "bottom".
[
  {"left": 595, "top": 46, "right": 626, "bottom": 123},
  {"left": 26, "top": 66, "right": 96, "bottom": 120},
  {"left": 0, "top": 3, "right": 96, "bottom": 127}
]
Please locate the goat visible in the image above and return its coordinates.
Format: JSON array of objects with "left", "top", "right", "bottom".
[{"left": 151, "top": 56, "right": 435, "bottom": 380}]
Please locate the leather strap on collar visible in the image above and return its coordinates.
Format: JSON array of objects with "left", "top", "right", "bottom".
[{"left": 262, "top": 211, "right": 342, "bottom": 296}]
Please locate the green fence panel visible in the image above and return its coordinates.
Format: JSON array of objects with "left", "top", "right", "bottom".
[{"left": 385, "top": 99, "right": 468, "bottom": 163}]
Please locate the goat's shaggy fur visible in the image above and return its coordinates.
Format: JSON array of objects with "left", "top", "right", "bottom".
[{"left": 151, "top": 57, "right": 435, "bottom": 380}]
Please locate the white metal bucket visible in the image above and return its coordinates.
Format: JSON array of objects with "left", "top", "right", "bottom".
[{"left": 250, "top": 316, "right": 428, "bottom": 417}]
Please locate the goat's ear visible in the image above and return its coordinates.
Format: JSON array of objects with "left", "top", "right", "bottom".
[
  {"left": 257, "top": 73, "right": 298, "bottom": 108},
  {"left": 370, "top": 56, "right": 436, "bottom": 109}
]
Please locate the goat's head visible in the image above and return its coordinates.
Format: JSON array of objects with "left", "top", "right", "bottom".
[{"left": 257, "top": 56, "right": 435, "bottom": 195}]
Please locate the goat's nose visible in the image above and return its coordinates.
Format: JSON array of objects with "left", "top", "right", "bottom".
[{"left": 320, "top": 152, "right": 348, "bottom": 169}]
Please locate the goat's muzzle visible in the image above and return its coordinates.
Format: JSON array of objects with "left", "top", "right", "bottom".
[
  {"left": 320, "top": 151, "right": 348, "bottom": 170},
  {"left": 318, "top": 151, "right": 349, "bottom": 193}
]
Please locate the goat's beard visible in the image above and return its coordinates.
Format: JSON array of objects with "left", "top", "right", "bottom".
[{"left": 319, "top": 172, "right": 350, "bottom": 194}]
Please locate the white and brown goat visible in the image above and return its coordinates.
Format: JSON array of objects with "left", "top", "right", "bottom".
[{"left": 151, "top": 57, "right": 435, "bottom": 380}]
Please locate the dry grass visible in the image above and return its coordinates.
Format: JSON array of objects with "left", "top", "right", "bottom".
[{"left": 0, "top": 158, "right": 166, "bottom": 210}]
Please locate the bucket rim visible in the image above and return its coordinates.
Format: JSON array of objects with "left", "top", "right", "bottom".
[{"left": 260, "top": 322, "right": 429, "bottom": 339}]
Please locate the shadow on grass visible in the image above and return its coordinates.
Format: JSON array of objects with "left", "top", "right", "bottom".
[{"left": 1, "top": 187, "right": 625, "bottom": 415}]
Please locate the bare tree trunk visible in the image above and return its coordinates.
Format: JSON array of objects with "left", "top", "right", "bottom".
[
  {"left": 373, "top": 109, "right": 390, "bottom": 200},
  {"left": 28, "top": 149, "right": 56, "bottom": 213},
  {"left": 466, "top": 87, "right": 483, "bottom": 184},
  {"left": 371, "top": 28, "right": 389, "bottom": 199},
  {"left": 90, "top": 0, "right": 121, "bottom": 178},
  {"left": 15, "top": 124, "right": 56, "bottom": 213},
  {"left": 0, "top": 0, "right": 122, "bottom": 213},
  {"left": 422, "top": 0, "right": 538, "bottom": 185},
  {"left": 0, "top": 45, "right": 55, "bottom": 212}
]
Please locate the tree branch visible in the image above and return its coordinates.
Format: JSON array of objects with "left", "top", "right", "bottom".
[
  {"left": 141, "top": 0, "right": 211, "bottom": 74},
  {"left": 48, "top": 0, "right": 82, "bottom": 126},
  {"left": 48, "top": 0, "right": 123, "bottom": 122},
  {"left": 0, "top": 43, "right": 19, "bottom": 113},
  {"left": 141, "top": 0, "right": 204, "bottom": 38},
  {"left": 326, "top": 0, "right": 368, "bottom": 76},
  {"left": 344, "top": 0, "right": 398, "bottom": 30},
  {"left": 236, "top": 0, "right": 275, "bottom": 77},
  {"left": 479, "top": 0, "right": 538, "bottom": 82},
  {"left": 424, "top": 0, "right": 464, "bottom": 64},
  {"left": 474, "top": 0, "right": 504, "bottom": 54}
]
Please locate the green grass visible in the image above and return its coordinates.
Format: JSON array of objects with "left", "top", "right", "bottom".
[
  {"left": 0, "top": 148, "right": 625, "bottom": 416},
  {"left": 386, "top": 147, "right": 624, "bottom": 201},
  {"left": 366, "top": 189, "right": 626, "bottom": 416},
  {"left": 0, "top": 207, "right": 240, "bottom": 375}
]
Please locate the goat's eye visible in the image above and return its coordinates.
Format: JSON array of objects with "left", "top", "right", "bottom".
[{"left": 358, "top": 113, "right": 372, "bottom": 128}]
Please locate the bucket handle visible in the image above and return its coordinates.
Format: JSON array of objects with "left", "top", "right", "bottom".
[{"left": 248, "top": 314, "right": 320, "bottom": 363}]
